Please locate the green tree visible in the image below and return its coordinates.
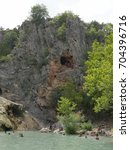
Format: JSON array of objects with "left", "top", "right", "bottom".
[
  {"left": 83, "top": 33, "right": 113, "bottom": 112},
  {"left": 59, "top": 113, "right": 81, "bottom": 134},
  {"left": 85, "top": 21, "right": 113, "bottom": 48},
  {"left": 61, "top": 81, "right": 83, "bottom": 107},
  {"left": 57, "top": 97, "right": 81, "bottom": 134},
  {"left": 0, "top": 29, "right": 18, "bottom": 56},
  {"left": 50, "top": 81, "right": 83, "bottom": 109},
  {"left": 30, "top": 4, "right": 49, "bottom": 25},
  {"left": 57, "top": 97, "right": 77, "bottom": 116}
]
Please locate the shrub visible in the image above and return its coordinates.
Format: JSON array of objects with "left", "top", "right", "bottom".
[
  {"left": 51, "top": 11, "right": 77, "bottom": 25},
  {"left": 0, "top": 30, "right": 18, "bottom": 56},
  {"left": 56, "top": 23, "right": 66, "bottom": 40},
  {"left": 57, "top": 97, "right": 77, "bottom": 116},
  {"left": 58, "top": 113, "right": 81, "bottom": 134},
  {"left": 57, "top": 97, "right": 82, "bottom": 134},
  {"left": 81, "top": 120, "right": 92, "bottom": 131},
  {"left": 61, "top": 80, "right": 83, "bottom": 107},
  {"left": 50, "top": 11, "right": 78, "bottom": 41}
]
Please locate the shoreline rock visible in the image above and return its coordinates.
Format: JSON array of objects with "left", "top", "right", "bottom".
[{"left": 0, "top": 96, "right": 41, "bottom": 132}]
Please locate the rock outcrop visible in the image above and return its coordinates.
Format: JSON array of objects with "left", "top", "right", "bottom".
[
  {"left": 0, "top": 96, "right": 40, "bottom": 131},
  {"left": 0, "top": 16, "right": 87, "bottom": 125}
]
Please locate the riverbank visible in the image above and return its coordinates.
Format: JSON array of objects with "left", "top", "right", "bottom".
[{"left": 39, "top": 121, "right": 113, "bottom": 138}]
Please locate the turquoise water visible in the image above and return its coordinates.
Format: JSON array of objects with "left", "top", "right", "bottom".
[{"left": 0, "top": 131, "right": 112, "bottom": 150}]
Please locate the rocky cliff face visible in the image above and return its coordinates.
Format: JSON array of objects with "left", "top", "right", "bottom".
[
  {"left": 0, "top": 97, "right": 40, "bottom": 131},
  {"left": 0, "top": 17, "right": 87, "bottom": 125}
]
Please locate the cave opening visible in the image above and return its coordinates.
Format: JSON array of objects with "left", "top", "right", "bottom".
[{"left": 60, "top": 55, "right": 74, "bottom": 68}]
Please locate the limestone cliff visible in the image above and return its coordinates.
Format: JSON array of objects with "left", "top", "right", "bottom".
[
  {"left": 0, "top": 16, "right": 87, "bottom": 125},
  {"left": 0, "top": 97, "right": 40, "bottom": 131}
]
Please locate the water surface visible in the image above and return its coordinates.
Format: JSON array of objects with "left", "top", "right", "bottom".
[{"left": 0, "top": 131, "right": 113, "bottom": 150}]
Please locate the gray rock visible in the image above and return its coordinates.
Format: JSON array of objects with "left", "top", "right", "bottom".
[{"left": 0, "top": 16, "right": 87, "bottom": 125}]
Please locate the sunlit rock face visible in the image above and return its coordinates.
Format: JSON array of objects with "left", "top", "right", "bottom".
[{"left": 0, "top": 96, "right": 40, "bottom": 131}]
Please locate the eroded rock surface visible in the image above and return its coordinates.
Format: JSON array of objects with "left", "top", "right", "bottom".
[
  {"left": 0, "top": 96, "right": 40, "bottom": 131},
  {"left": 0, "top": 17, "right": 87, "bottom": 125}
]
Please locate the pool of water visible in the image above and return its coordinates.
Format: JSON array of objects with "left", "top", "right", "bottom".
[{"left": 0, "top": 131, "right": 113, "bottom": 150}]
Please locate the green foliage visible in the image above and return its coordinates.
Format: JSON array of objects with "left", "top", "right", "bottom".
[
  {"left": 57, "top": 97, "right": 77, "bottom": 116},
  {"left": 83, "top": 33, "right": 113, "bottom": 112},
  {"left": 0, "top": 29, "right": 18, "bottom": 56},
  {"left": 56, "top": 23, "right": 66, "bottom": 40},
  {"left": 61, "top": 81, "right": 83, "bottom": 107},
  {"left": 50, "top": 11, "right": 78, "bottom": 41},
  {"left": 85, "top": 21, "right": 113, "bottom": 47},
  {"left": 0, "top": 54, "right": 13, "bottom": 62},
  {"left": 30, "top": 4, "right": 49, "bottom": 25},
  {"left": 80, "top": 120, "right": 92, "bottom": 131},
  {"left": 58, "top": 113, "right": 81, "bottom": 134},
  {"left": 57, "top": 97, "right": 83, "bottom": 134},
  {"left": 51, "top": 11, "right": 77, "bottom": 25},
  {"left": 50, "top": 81, "right": 83, "bottom": 110}
]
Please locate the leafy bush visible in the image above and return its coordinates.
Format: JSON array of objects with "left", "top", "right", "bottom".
[
  {"left": 57, "top": 97, "right": 76, "bottom": 116},
  {"left": 57, "top": 97, "right": 82, "bottom": 134},
  {"left": 85, "top": 21, "right": 113, "bottom": 48},
  {"left": 0, "top": 30, "right": 18, "bottom": 56},
  {"left": 58, "top": 113, "right": 81, "bottom": 134},
  {"left": 80, "top": 120, "right": 92, "bottom": 131},
  {"left": 61, "top": 81, "right": 83, "bottom": 107},
  {"left": 56, "top": 23, "right": 66, "bottom": 40},
  {"left": 51, "top": 11, "right": 77, "bottom": 25},
  {"left": 50, "top": 11, "right": 78, "bottom": 41}
]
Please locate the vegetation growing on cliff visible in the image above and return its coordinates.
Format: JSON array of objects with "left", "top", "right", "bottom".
[
  {"left": 30, "top": 4, "right": 49, "bottom": 25},
  {"left": 56, "top": 31, "right": 113, "bottom": 134},
  {"left": 0, "top": 4, "right": 113, "bottom": 133},
  {"left": 50, "top": 11, "right": 78, "bottom": 40},
  {"left": 0, "top": 29, "right": 18, "bottom": 57},
  {"left": 85, "top": 21, "right": 113, "bottom": 48},
  {"left": 49, "top": 81, "right": 83, "bottom": 109}
]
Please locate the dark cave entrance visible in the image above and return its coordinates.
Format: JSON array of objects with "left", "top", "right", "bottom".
[{"left": 60, "top": 55, "right": 74, "bottom": 68}]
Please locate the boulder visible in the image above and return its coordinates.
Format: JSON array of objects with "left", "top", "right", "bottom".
[
  {"left": 40, "top": 127, "right": 51, "bottom": 133},
  {"left": 0, "top": 96, "right": 40, "bottom": 131},
  {"left": 0, "top": 96, "right": 23, "bottom": 131}
]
